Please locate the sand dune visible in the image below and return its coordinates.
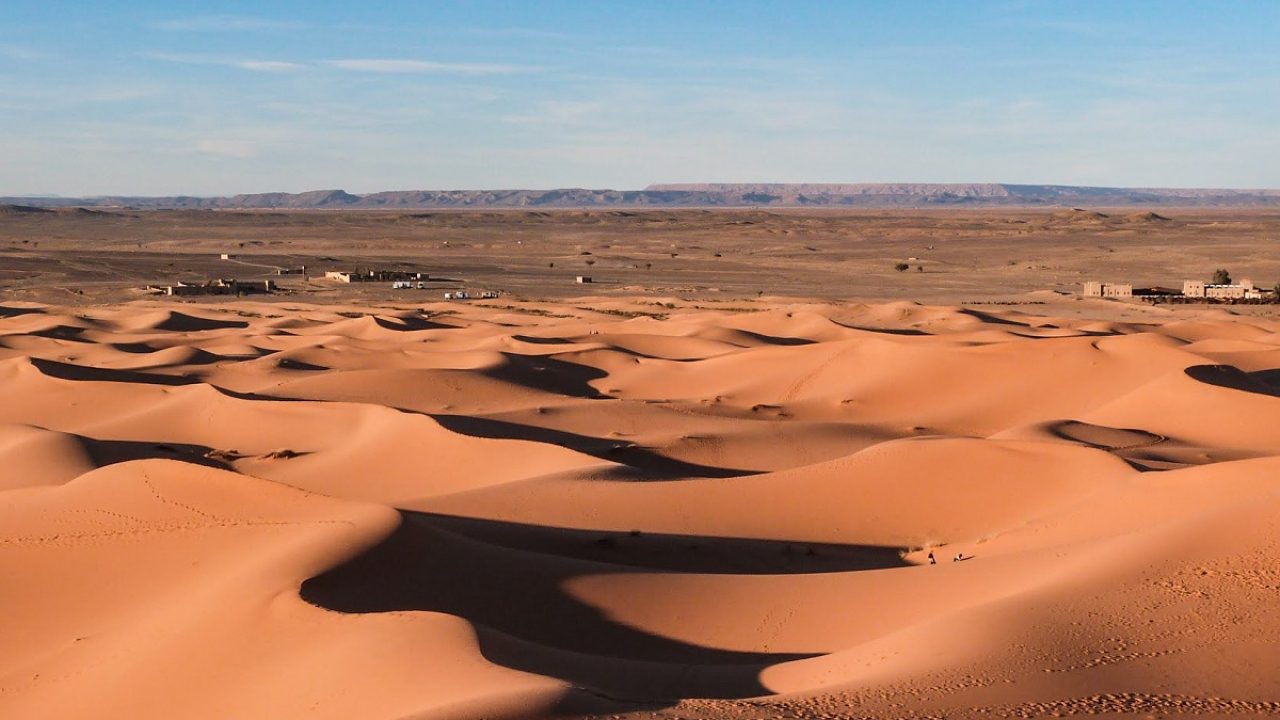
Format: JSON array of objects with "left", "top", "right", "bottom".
[{"left": 2, "top": 298, "right": 1279, "bottom": 719}]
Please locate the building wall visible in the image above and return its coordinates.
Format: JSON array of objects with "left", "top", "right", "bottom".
[
  {"left": 1186, "top": 280, "right": 1255, "bottom": 299},
  {"left": 325, "top": 270, "right": 423, "bottom": 282},
  {"left": 1205, "top": 285, "right": 1247, "bottom": 299},
  {"left": 1083, "top": 281, "right": 1130, "bottom": 298}
]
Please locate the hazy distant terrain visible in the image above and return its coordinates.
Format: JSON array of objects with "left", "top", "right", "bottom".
[
  {"left": 4, "top": 205, "right": 1280, "bottom": 308},
  {"left": 7, "top": 183, "right": 1280, "bottom": 210}
]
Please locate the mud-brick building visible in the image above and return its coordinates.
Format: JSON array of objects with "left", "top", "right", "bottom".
[
  {"left": 1183, "top": 279, "right": 1262, "bottom": 299},
  {"left": 1082, "top": 281, "right": 1133, "bottom": 298}
]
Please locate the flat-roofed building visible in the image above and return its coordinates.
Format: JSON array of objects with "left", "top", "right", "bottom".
[
  {"left": 1186, "top": 279, "right": 1256, "bottom": 299},
  {"left": 324, "top": 270, "right": 427, "bottom": 283},
  {"left": 1083, "top": 281, "right": 1132, "bottom": 298}
]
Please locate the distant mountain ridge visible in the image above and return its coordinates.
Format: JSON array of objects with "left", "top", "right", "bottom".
[{"left": 5, "top": 183, "right": 1280, "bottom": 210}]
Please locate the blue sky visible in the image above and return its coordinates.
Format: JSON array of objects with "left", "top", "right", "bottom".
[{"left": 2, "top": 1, "right": 1278, "bottom": 195}]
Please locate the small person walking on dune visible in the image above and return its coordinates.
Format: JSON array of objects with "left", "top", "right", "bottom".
[
  {"left": 928, "top": 550, "right": 936, "bottom": 565},
  {"left": 954, "top": 553, "right": 964, "bottom": 562}
]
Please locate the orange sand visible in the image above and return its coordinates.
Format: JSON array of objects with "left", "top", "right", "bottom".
[{"left": 1, "top": 298, "right": 1278, "bottom": 719}]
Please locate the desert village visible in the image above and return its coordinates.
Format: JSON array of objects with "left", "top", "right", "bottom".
[
  {"left": 149, "top": 250, "right": 1279, "bottom": 306},
  {"left": 148, "top": 260, "right": 501, "bottom": 299},
  {"left": 1083, "top": 274, "right": 1275, "bottom": 303}
]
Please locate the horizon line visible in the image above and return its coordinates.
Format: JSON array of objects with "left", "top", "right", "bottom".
[{"left": 6, "top": 182, "right": 1280, "bottom": 200}]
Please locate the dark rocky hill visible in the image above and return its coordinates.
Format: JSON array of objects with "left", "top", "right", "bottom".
[{"left": 5, "top": 183, "right": 1280, "bottom": 210}]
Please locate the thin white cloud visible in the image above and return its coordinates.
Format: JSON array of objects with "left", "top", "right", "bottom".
[
  {"left": 156, "top": 53, "right": 529, "bottom": 76},
  {"left": 151, "top": 15, "right": 304, "bottom": 31},
  {"left": 237, "top": 60, "right": 306, "bottom": 73},
  {"left": 142, "top": 51, "right": 218, "bottom": 64},
  {"left": 144, "top": 52, "right": 307, "bottom": 73},
  {"left": 323, "top": 59, "right": 536, "bottom": 75}
]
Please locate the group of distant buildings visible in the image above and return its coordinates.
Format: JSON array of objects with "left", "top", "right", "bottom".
[
  {"left": 326, "top": 269, "right": 503, "bottom": 300},
  {"left": 1083, "top": 279, "right": 1271, "bottom": 302},
  {"left": 323, "top": 270, "right": 430, "bottom": 283},
  {"left": 150, "top": 278, "right": 276, "bottom": 297},
  {"left": 149, "top": 250, "right": 607, "bottom": 300},
  {"left": 148, "top": 256, "right": 509, "bottom": 299},
  {"left": 148, "top": 266, "right": 429, "bottom": 297}
]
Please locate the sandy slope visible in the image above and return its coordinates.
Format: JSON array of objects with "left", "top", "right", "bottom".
[{"left": 1, "top": 298, "right": 1279, "bottom": 719}]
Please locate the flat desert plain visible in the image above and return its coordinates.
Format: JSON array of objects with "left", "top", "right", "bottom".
[
  {"left": 2, "top": 209, "right": 1280, "bottom": 719},
  {"left": 3, "top": 206, "right": 1280, "bottom": 305}
]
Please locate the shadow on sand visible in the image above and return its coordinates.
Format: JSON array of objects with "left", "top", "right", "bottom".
[
  {"left": 1185, "top": 364, "right": 1280, "bottom": 398},
  {"left": 301, "top": 511, "right": 910, "bottom": 704},
  {"left": 432, "top": 414, "right": 760, "bottom": 479},
  {"left": 483, "top": 352, "right": 611, "bottom": 399},
  {"left": 0, "top": 305, "right": 47, "bottom": 319},
  {"left": 28, "top": 356, "right": 200, "bottom": 386},
  {"left": 25, "top": 356, "right": 312, "bottom": 406}
]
